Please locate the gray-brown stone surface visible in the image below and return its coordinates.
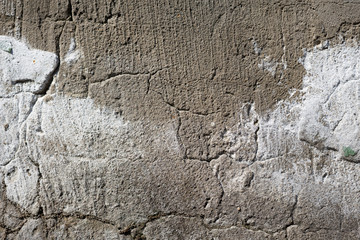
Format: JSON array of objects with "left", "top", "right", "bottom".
[{"left": 2, "top": 0, "right": 360, "bottom": 239}]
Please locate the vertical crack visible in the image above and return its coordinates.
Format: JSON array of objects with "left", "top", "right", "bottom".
[
  {"left": 67, "top": 0, "right": 73, "bottom": 21},
  {"left": 253, "top": 120, "right": 259, "bottom": 163},
  {"left": 175, "top": 110, "right": 186, "bottom": 160},
  {"left": 284, "top": 194, "right": 298, "bottom": 237},
  {"left": 211, "top": 164, "right": 225, "bottom": 224}
]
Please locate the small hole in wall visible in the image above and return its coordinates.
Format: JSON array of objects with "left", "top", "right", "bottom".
[
  {"left": 38, "top": 206, "right": 43, "bottom": 215},
  {"left": 6, "top": 166, "right": 16, "bottom": 176},
  {"left": 114, "top": 110, "right": 122, "bottom": 116},
  {"left": 314, "top": 38, "right": 321, "bottom": 45}
]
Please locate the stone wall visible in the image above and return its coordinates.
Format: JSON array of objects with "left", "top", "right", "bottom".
[{"left": 1, "top": 0, "right": 360, "bottom": 239}]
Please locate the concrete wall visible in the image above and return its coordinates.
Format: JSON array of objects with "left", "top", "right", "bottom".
[{"left": 1, "top": 0, "right": 360, "bottom": 239}]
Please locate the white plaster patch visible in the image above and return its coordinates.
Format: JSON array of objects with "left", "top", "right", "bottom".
[
  {"left": 0, "top": 93, "right": 37, "bottom": 165},
  {"left": 256, "top": 99, "right": 306, "bottom": 161},
  {"left": 252, "top": 40, "right": 262, "bottom": 55},
  {"left": 253, "top": 40, "right": 287, "bottom": 77},
  {"left": 3, "top": 91, "right": 182, "bottom": 215},
  {"left": 251, "top": 42, "right": 360, "bottom": 162},
  {"left": 258, "top": 56, "right": 279, "bottom": 76},
  {"left": 23, "top": 95, "right": 140, "bottom": 162},
  {"left": 223, "top": 104, "right": 258, "bottom": 162},
  {"left": 64, "top": 38, "right": 81, "bottom": 65},
  {"left": 298, "top": 44, "right": 360, "bottom": 161},
  {"left": 0, "top": 40, "right": 12, "bottom": 53},
  {"left": 4, "top": 158, "right": 39, "bottom": 215},
  {"left": 0, "top": 36, "right": 58, "bottom": 214},
  {"left": 0, "top": 36, "right": 59, "bottom": 97},
  {"left": 0, "top": 36, "right": 58, "bottom": 166},
  {"left": 22, "top": 94, "right": 181, "bottom": 162}
]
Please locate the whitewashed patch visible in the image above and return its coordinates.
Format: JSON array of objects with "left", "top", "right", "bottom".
[
  {"left": 253, "top": 39, "right": 287, "bottom": 77},
  {"left": 298, "top": 44, "right": 360, "bottom": 162},
  {"left": 252, "top": 42, "right": 360, "bottom": 163},
  {"left": 23, "top": 95, "right": 140, "bottom": 162},
  {"left": 0, "top": 36, "right": 58, "bottom": 97},
  {"left": 4, "top": 158, "right": 39, "bottom": 215},
  {"left": 0, "top": 36, "right": 58, "bottom": 165},
  {"left": 64, "top": 38, "right": 81, "bottom": 65}
]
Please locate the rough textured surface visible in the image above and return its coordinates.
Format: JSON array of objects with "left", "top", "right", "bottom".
[
  {"left": 0, "top": 36, "right": 59, "bottom": 96},
  {"left": 2, "top": 0, "right": 360, "bottom": 239},
  {"left": 299, "top": 44, "right": 360, "bottom": 161}
]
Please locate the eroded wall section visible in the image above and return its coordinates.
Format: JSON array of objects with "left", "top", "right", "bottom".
[{"left": 1, "top": 1, "right": 360, "bottom": 239}]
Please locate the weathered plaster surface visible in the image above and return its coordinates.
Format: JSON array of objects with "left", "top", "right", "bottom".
[
  {"left": 2, "top": 0, "right": 360, "bottom": 239},
  {"left": 300, "top": 43, "right": 360, "bottom": 161},
  {"left": 0, "top": 36, "right": 58, "bottom": 97},
  {"left": 256, "top": 42, "right": 360, "bottom": 163}
]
